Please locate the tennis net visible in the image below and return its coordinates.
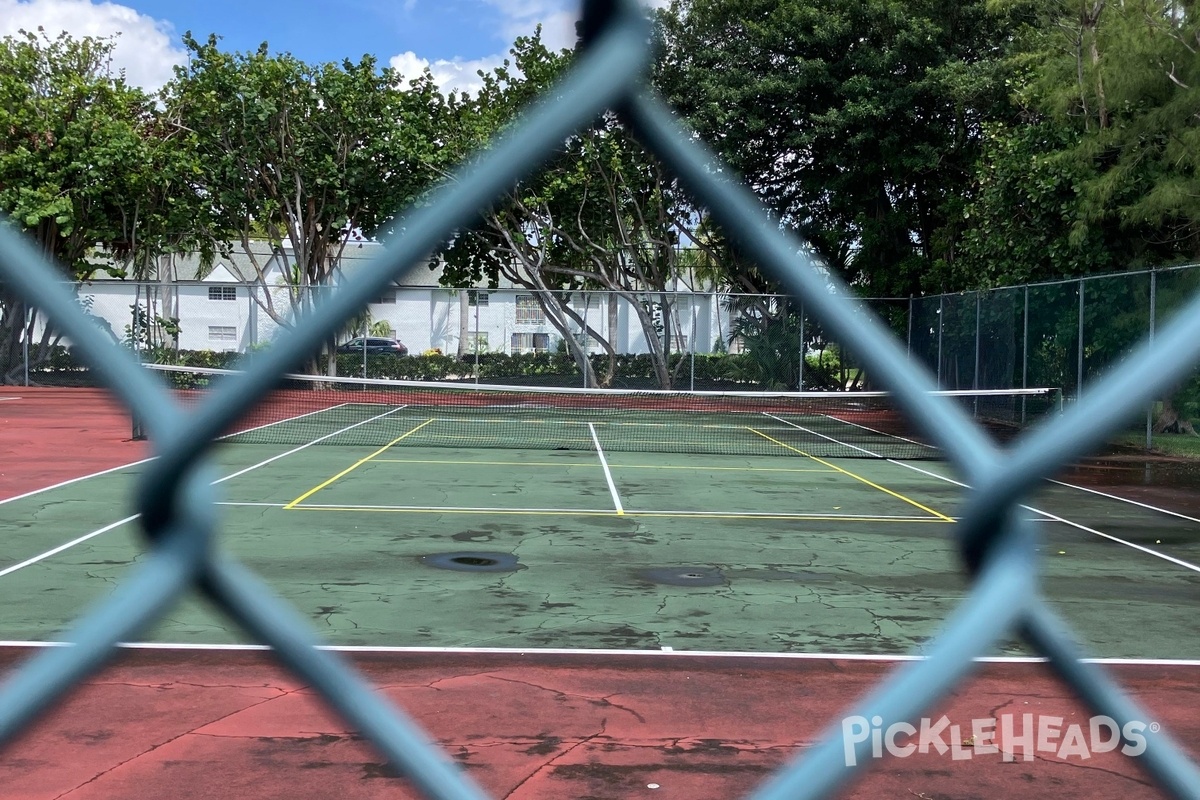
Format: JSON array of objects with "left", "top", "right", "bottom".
[{"left": 140, "top": 363, "right": 1061, "bottom": 460}]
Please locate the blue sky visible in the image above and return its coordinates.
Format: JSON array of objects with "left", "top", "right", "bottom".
[{"left": 0, "top": 0, "right": 660, "bottom": 92}]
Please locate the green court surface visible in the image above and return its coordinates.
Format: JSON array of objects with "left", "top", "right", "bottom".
[{"left": 2, "top": 432, "right": 1199, "bottom": 660}]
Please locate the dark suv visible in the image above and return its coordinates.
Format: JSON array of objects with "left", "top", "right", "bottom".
[{"left": 337, "top": 337, "right": 409, "bottom": 356}]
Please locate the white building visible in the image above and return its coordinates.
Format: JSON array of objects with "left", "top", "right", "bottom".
[{"left": 64, "top": 240, "right": 728, "bottom": 358}]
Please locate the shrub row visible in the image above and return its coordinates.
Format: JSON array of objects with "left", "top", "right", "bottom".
[{"left": 23, "top": 346, "right": 841, "bottom": 391}]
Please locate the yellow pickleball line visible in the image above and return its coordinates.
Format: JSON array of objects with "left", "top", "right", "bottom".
[
  {"left": 746, "top": 427, "right": 954, "bottom": 522},
  {"left": 284, "top": 419, "right": 436, "bottom": 509}
]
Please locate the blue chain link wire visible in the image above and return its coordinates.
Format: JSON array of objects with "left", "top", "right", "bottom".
[{"left": 1, "top": 1, "right": 1198, "bottom": 797}]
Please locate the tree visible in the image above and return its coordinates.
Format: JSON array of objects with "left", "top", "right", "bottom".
[
  {"left": 0, "top": 29, "right": 190, "bottom": 383},
  {"left": 957, "top": 0, "right": 1200, "bottom": 285},
  {"left": 166, "top": 34, "right": 446, "bottom": 374},
  {"left": 654, "top": 0, "right": 1019, "bottom": 297},
  {"left": 952, "top": 119, "right": 1116, "bottom": 286},
  {"left": 438, "top": 31, "right": 715, "bottom": 388}
]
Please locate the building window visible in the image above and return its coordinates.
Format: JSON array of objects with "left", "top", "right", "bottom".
[
  {"left": 373, "top": 290, "right": 397, "bottom": 304},
  {"left": 515, "top": 295, "right": 544, "bottom": 324},
  {"left": 468, "top": 290, "right": 489, "bottom": 307},
  {"left": 208, "top": 326, "right": 237, "bottom": 342},
  {"left": 511, "top": 332, "right": 550, "bottom": 353},
  {"left": 208, "top": 286, "right": 237, "bottom": 301}
]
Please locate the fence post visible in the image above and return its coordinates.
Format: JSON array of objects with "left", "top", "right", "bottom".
[
  {"left": 583, "top": 292, "right": 591, "bottom": 389},
  {"left": 248, "top": 284, "right": 258, "bottom": 349},
  {"left": 1147, "top": 270, "right": 1157, "bottom": 449},
  {"left": 974, "top": 291, "right": 981, "bottom": 414},
  {"left": 936, "top": 295, "right": 944, "bottom": 389},
  {"left": 798, "top": 302, "right": 805, "bottom": 390},
  {"left": 22, "top": 302, "right": 30, "bottom": 387},
  {"left": 1022, "top": 285, "right": 1029, "bottom": 424},
  {"left": 689, "top": 297, "right": 696, "bottom": 392},
  {"left": 973, "top": 292, "right": 981, "bottom": 391},
  {"left": 1077, "top": 279, "right": 1085, "bottom": 401},
  {"left": 907, "top": 295, "right": 913, "bottom": 358}
]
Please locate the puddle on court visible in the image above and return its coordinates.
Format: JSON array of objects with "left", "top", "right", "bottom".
[{"left": 1057, "top": 457, "right": 1200, "bottom": 491}]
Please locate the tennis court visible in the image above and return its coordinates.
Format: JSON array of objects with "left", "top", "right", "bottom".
[
  {"left": 3, "top": 373, "right": 1200, "bottom": 798},
  {"left": 2, "top": 372, "right": 1197, "bottom": 659}
]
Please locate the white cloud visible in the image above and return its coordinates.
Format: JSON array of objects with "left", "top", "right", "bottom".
[
  {"left": 390, "top": 50, "right": 507, "bottom": 97},
  {"left": 390, "top": 0, "right": 672, "bottom": 97},
  {"left": 481, "top": 0, "right": 577, "bottom": 51},
  {"left": 481, "top": 0, "right": 671, "bottom": 52},
  {"left": 0, "top": 0, "right": 185, "bottom": 90}
]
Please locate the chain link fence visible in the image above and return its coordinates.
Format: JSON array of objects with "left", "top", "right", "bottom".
[
  {"left": 7, "top": 267, "right": 1198, "bottom": 451},
  {"left": 0, "top": 281, "right": 907, "bottom": 392},
  {"left": 1, "top": 1, "right": 1199, "bottom": 797},
  {"left": 909, "top": 264, "right": 1200, "bottom": 449}
]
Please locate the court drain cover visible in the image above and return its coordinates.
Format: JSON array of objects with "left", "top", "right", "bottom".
[
  {"left": 419, "top": 551, "right": 522, "bottom": 573},
  {"left": 638, "top": 567, "right": 725, "bottom": 587}
]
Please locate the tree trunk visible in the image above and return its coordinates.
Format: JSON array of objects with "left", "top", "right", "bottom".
[
  {"left": 1154, "top": 397, "right": 1197, "bottom": 435},
  {"left": 457, "top": 290, "right": 470, "bottom": 357}
]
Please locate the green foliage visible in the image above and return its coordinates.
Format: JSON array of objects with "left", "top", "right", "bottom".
[
  {"left": 656, "top": 0, "right": 1019, "bottom": 295},
  {"left": 437, "top": 30, "right": 708, "bottom": 389},
  {"left": 165, "top": 34, "right": 448, "bottom": 329},
  {"left": 960, "top": 0, "right": 1200, "bottom": 284},
  {"left": 0, "top": 29, "right": 205, "bottom": 382},
  {"left": 955, "top": 122, "right": 1115, "bottom": 286},
  {"left": 0, "top": 30, "right": 149, "bottom": 274}
]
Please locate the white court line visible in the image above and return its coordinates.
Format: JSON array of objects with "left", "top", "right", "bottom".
[
  {"left": 763, "top": 412, "right": 882, "bottom": 458},
  {"left": 1047, "top": 478, "right": 1200, "bottom": 525},
  {"left": 821, "top": 410, "right": 1200, "bottom": 526},
  {"left": 212, "top": 405, "right": 409, "bottom": 485},
  {"left": 225, "top": 501, "right": 943, "bottom": 521},
  {"left": 800, "top": 409, "right": 1200, "bottom": 526},
  {"left": 0, "top": 396, "right": 20, "bottom": 401},
  {"left": 0, "top": 516, "right": 139, "bottom": 578},
  {"left": 0, "top": 406, "right": 410, "bottom": 578},
  {"left": 278, "top": 502, "right": 609, "bottom": 514},
  {"left": 220, "top": 400, "right": 359, "bottom": 438},
  {"left": 894, "top": 461, "right": 1200, "bottom": 575},
  {"left": 0, "top": 401, "right": 370, "bottom": 508},
  {"left": 1, "top": 640, "right": 1197, "bottom": 667},
  {"left": 625, "top": 510, "right": 942, "bottom": 520},
  {"left": 816, "top": 411, "right": 935, "bottom": 452},
  {"left": 588, "top": 422, "right": 624, "bottom": 515},
  {"left": 767, "top": 416, "right": 1200, "bottom": 574},
  {"left": 0, "top": 455, "right": 158, "bottom": 507}
]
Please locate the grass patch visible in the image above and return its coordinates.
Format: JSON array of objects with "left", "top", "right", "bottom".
[{"left": 1113, "top": 431, "right": 1200, "bottom": 458}]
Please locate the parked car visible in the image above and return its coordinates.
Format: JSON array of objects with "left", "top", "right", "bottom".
[{"left": 336, "top": 337, "right": 409, "bottom": 356}]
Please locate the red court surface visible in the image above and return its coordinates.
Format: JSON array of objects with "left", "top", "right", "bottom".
[
  {"left": 0, "top": 388, "right": 147, "bottom": 500},
  {"left": 2, "top": 649, "right": 1198, "bottom": 800}
]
